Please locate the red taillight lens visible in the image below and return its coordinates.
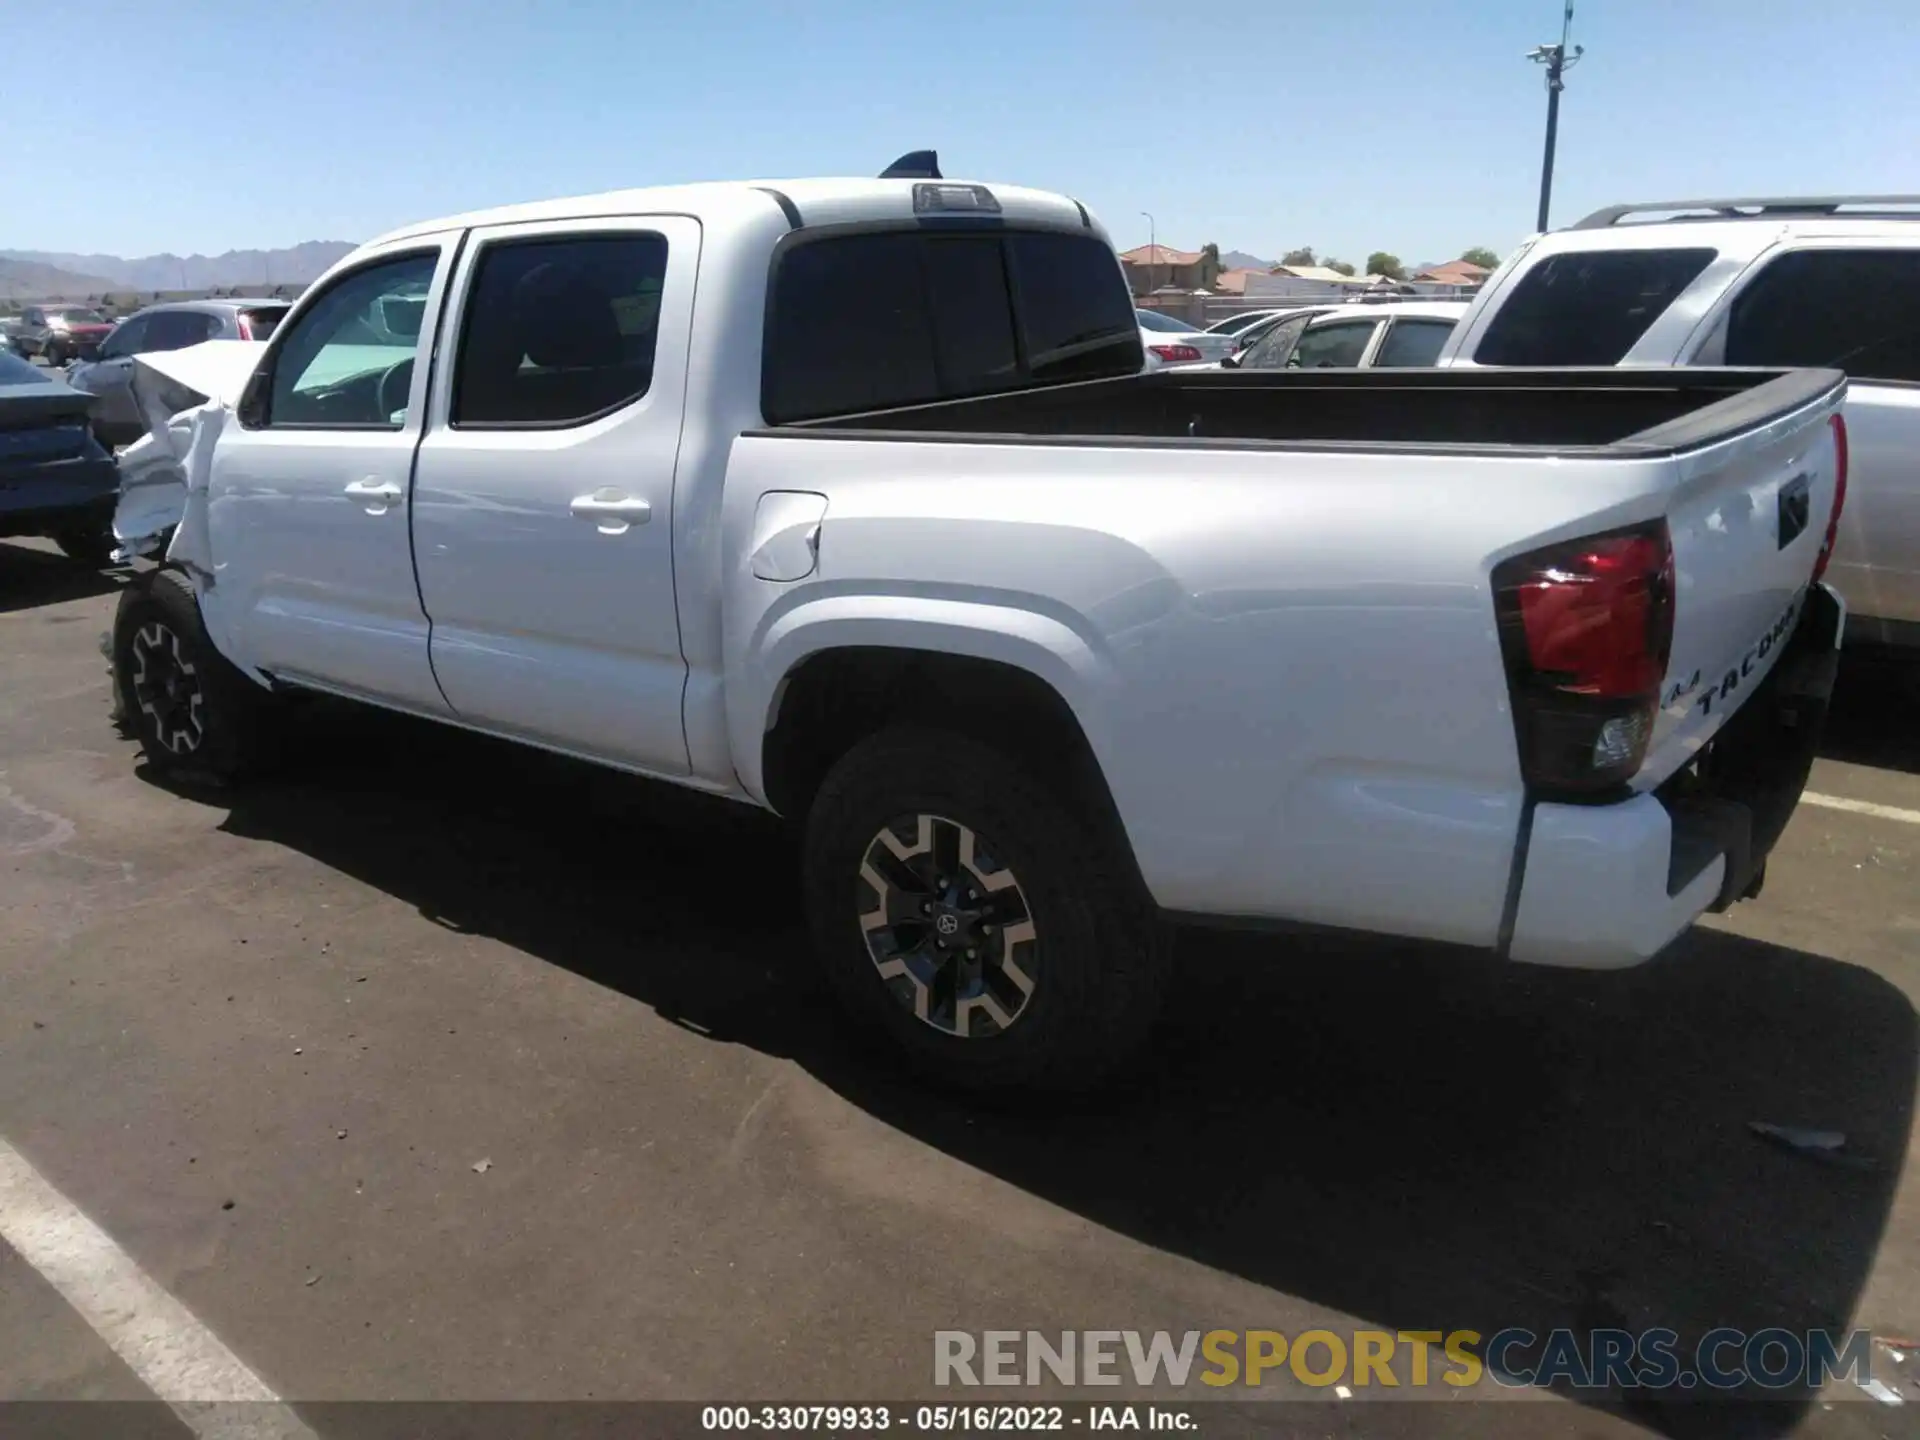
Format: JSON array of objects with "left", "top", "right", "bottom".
[
  {"left": 236, "top": 315, "right": 253, "bottom": 340},
  {"left": 1149, "top": 343, "right": 1203, "bottom": 363},
  {"left": 1493, "top": 522, "right": 1676, "bottom": 797},
  {"left": 1811, "top": 412, "right": 1847, "bottom": 584}
]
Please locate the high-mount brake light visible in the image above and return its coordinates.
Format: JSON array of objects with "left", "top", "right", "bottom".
[{"left": 912, "top": 183, "right": 1001, "bottom": 215}]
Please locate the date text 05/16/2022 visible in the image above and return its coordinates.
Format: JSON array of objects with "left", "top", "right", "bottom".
[{"left": 701, "top": 1405, "right": 1193, "bottom": 1432}]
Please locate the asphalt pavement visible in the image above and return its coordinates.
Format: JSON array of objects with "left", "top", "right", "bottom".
[{"left": 1, "top": 539, "right": 1917, "bottom": 1439}]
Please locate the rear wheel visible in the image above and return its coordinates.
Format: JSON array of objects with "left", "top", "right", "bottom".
[
  {"left": 803, "top": 726, "right": 1170, "bottom": 1093},
  {"left": 112, "top": 568, "right": 277, "bottom": 782}
]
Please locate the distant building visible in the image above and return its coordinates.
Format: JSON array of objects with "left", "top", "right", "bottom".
[
  {"left": 1118, "top": 244, "right": 1210, "bottom": 297},
  {"left": 1406, "top": 259, "right": 1491, "bottom": 296}
]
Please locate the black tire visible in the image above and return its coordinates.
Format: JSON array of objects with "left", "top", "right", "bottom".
[
  {"left": 43, "top": 338, "right": 65, "bottom": 368},
  {"left": 802, "top": 726, "right": 1171, "bottom": 1094},
  {"left": 53, "top": 526, "right": 117, "bottom": 566},
  {"left": 111, "top": 567, "right": 277, "bottom": 782}
]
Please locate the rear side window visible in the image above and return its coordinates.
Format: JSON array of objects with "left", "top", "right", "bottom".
[
  {"left": 146, "top": 311, "right": 221, "bottom": 351},
  {"left": 240, "top": 306, "right": 289, "bottom": 341},
  {"left": 453, "top": 233, "right": 668, "bottom": 427},
  {"left": 1724, "top": 249, "right": 1920, "bottom": 383},
  {"left": 763, "top": 229, "right": 1140, "bottom": 423},
  {"left": 1373, "top": 318, "right": 1455, "bottom": 368},
  {"left": 1289, "top": 319, "right": 1376, "bottom": 369},
  {"left": 1474, "top": 248, "right": 1715, "bottom": 365}
]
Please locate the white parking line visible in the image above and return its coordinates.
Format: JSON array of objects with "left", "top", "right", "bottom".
[
  {"left": 1802, "top": 792, "right": 1920, "bottom": 827},
  {"left": 0, "top": 1135, "right": 317, "bottom": 1439}
]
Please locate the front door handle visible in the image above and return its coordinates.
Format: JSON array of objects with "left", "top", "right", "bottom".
[
  {"left": 344, "top": 478, "right": 404, "bottom": 514},
  {"left": 570, "top": 489, "right": 652, "bottom": 534}
]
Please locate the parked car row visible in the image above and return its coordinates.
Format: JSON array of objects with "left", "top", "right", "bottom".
[
  {"left": 6, "top": 304, "right": 113, "bottom": 365},
  {"left": 1135, "top": 301, "right": 1468, "bottom": 372},
  {"left": 66, "top": 300, "right": 290, "bottom": 447},
  {"left": 90, "top": 157, "right": 1848, "bottom": 1095}
]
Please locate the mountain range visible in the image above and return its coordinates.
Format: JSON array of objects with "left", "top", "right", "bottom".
[{"left": 0, "top": 242, "right": 357, "bottom": 300}]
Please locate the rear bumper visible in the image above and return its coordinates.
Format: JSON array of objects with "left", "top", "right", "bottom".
[
  {"left": 1506, "top": 583, "right": 1844, "bottom": 970},
  {"left": 0, "top": 455, "right": 122, "bottom": 537}
]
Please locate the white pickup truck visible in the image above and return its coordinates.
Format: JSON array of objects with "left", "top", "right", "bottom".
[{"left": 110, "top": 159, "right": 1850, "bottom": 1092}]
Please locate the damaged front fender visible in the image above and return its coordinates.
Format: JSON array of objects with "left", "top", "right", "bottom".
[{"left": 112, "top": 340, "right": 265, "bottom": 566}]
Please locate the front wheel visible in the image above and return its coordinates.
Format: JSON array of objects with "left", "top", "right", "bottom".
[
  {"left": 802, "top": 726, "right": 1170, "bottom": 1094},
  {"left": 111, "top": 568, "right": 277, "bottom": 781},
  {"left": 42, "top": 338, "right": 65, "bottom": 367}
]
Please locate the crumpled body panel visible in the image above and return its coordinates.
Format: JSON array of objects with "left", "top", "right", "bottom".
[{"left": 112, "top": 340, "right": 265, "bottom": 568}]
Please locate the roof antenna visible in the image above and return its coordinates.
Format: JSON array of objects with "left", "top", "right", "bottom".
[{"left": 880, "top": 150, "right": 941, "bottom": 180}]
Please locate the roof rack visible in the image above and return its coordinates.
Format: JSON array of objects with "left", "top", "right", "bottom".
[{"left": 1572, "top": 195, "right": 1920, "bottom": 229}]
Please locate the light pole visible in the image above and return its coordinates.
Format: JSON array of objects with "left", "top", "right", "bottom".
[
  {"left": 1527, "top": 0, "right": 1583, "bottom": 233},
  {"left": 1140, "top": 211, "right": 1156, "bottom": 296}
]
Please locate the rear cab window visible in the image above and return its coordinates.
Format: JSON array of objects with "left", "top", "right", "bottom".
[
  {"left": 762, "top": 228, "right": 1139, "bottom": 424},
  {"left": 1472, "top": 247, "right": 1716, "bottom": 365}
]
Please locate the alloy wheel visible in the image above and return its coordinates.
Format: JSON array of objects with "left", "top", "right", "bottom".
[
  {"left": 857, "top": 812, "right": 1039, "bottom": 1038},
  {"left": 128, "top": 621, "right": 206, "bottom": 755}
]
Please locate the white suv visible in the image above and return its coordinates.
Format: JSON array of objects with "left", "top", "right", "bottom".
[{"left": 1440, "top": 194, "right": 1920, "bottom": 653}]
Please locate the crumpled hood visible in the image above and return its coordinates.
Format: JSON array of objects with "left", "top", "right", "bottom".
[{"left": 113, "top": 340, "right": 265, "bottom": 565}]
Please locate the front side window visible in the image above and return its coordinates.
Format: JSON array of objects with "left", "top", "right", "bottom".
[
  {"left": 1288, "top": 319, "right": 1377, "bottom": 369},
  {"left": 267, "top": 252, "right": 439, "bottom": 428},
  {"left": 452, "top": 233, "right": 668, "bottom": 427},
  {"left": 1373, "top": 318, "right": 1456, "bottom": 368},
  {"left": 1724, "top": 248, "right": 1920, "bottom": 384},
  {"left": 1473, "top": 247, "right": 1715, "bottom": 366}
]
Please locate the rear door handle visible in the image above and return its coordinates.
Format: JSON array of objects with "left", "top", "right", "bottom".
[
  {"left": 344, "top": 478, "right": 403, "bottom": 513},
  {"left": 570, "top": 490, "right": 652, "bottom": 534}
]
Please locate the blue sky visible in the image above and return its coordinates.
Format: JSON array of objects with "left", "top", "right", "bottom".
[{"left": 10, "top": 0, "right": 1918, "bottom": 265}]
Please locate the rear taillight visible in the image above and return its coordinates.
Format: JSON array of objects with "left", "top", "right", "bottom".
[
  {"left": 1811, "top": 412, "right": 1848, "bottom": 584},
  {"left": 1148, "top": 344, "right": 1203, "bottom": 363},
  {"left": 236, "top": 315, "right": 253, "bottom": 340},
  {"left": 1492, "top": 521, "right": 1675, "bottom": 797}
]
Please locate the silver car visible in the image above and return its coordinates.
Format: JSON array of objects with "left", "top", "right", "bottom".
[{"left": 65, "top": 299, "right": 289, "bottom": 446}]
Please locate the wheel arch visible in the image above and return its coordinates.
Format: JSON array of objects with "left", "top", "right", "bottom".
[{"left": 749, "top": 627, "right": 1143, "bottom": 894}]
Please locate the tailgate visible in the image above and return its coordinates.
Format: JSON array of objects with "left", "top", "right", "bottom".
[{"left": 1637, "top": 379, "right": 1847, "bottom": 788}]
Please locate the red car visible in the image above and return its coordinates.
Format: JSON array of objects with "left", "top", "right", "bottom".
[{"left": 13, "top": 304, "right": 114, "bottom": 366}]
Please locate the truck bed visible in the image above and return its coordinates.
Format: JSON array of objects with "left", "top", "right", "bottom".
[{"left": 771, "top": 366, "right": 1841, "bottom": 454}]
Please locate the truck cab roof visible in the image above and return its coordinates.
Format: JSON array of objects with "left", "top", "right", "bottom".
[{"left": 364, "top": 177, "right": 1103, "bottom": 250}]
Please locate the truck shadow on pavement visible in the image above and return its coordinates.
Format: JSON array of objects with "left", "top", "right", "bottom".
[
  {"left": 0, "top": 541, "right": 124, "bottom": 615},
  {"left": 178, "top": 702, "right": 1917, "bottom": 1440},
  {"left": 1821, "top": 648, "right": 1920, "bottom": 776}
]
